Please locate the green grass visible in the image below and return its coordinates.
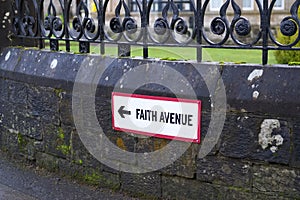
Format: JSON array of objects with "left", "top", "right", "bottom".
[
  {"left": 203, "top": 48, "right": 277, "bottom": 65},
  {"left": 46, "top": 42, "right": 277, "bottom": 64}
]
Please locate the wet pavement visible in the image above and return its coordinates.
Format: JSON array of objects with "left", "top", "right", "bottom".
[{"left": 0, "top": 153, "right": 137, "bottom": 200}]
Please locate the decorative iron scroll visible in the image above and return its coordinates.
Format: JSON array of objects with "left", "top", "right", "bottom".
[{"left": 11, "top": 0, "right": 300, "bottom": 64}]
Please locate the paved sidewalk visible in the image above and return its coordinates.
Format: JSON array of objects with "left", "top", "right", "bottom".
[
  {"left": 0, "top": 183, "right": 36, "bottom": 200},
  {"left": 0, "top": 154, "right": 137, "bottom": 200}
]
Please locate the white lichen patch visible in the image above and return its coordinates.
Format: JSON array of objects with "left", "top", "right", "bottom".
[
  {"left": 251, "top": 84, "right": 259, "bottom": 89},
  {"left": 258, "top": 119, "right": 283, "bottom": 153},
  {"left": 5, "top": 51, "right": 10, "bottom": 61},
  {"left": 274, "top": 134, "right": 284, "bottom": 146},
  {"left": 8, "top": 129, "right": 19, "bottom": 134},
  {"left": 50, "top": 59, "right": 58, "bottom": 69},
  {"left": 242, "top": 164, "right": 250, "bottom": 169},
  {"left": 252, "top": 91, "right": 259, "bottom": 99},
  {"left": 0, "top": 113, "right": 3, "bottom": 123},
  {"left": 270, "top": 146, "right": 278, "bottom": 153},
  {"left": 89, "top": 58, "right": 95, "bottom": 66},
  {"left": 247, "top": 69, "right": 263, "bottom": 82}
]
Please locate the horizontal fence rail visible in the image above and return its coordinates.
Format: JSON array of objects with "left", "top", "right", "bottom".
[{"left": 11, "top": 0, "right": 300, "bottom": 64}]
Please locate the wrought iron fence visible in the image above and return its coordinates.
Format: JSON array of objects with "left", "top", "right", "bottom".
[{"left": 11, "top": 0, "right": 300, "bottom": 64}]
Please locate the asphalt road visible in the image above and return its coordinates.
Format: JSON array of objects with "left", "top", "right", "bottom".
[{"left": 0, "top": 154, "right": 137, "bottom": 200}]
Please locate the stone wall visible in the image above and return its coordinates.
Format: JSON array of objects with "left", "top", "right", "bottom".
[{"left": 0, "top": 47, "right": 300, "bottom": 199}]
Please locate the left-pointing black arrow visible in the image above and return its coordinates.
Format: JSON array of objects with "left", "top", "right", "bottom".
[{"left": 118, "top": 106, "right": 131, "bottom": 118}]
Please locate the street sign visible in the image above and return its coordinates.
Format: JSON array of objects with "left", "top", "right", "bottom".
[{"left": 112, "top": 92, "right": 201, "bottom": 143}]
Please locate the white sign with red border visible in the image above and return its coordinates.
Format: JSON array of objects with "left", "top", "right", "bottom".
[{"left": 112, "top": 92, "right": 201, "bottom": 143}]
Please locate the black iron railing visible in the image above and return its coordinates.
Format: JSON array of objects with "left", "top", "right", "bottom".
[{"left": 11, "top": 0, "right": 300, "bottom": 64}]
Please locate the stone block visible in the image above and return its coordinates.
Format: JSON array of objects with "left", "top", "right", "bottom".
[
  {"left": 253, "top": 164, "right": 300, "bottom": 198},
  {"left": 220, "top": 113, "right": 291, "bottom": 164},
  {"left": 162, "top": 175, "right": 292, "bottom": 200},
  {"left": 120, "top": 172, "right": 161, "bottom": 198},
  {"left": 134, "top": 137, "right": 156, "bottom": 153},
  {"left": 70, "top": 131, "right": 104, "bottom": 169},
  {"left": 197, "top": 111, "right": 220, "bottom": 156},
  {"left": 7, "top": 80, "right": 28, "bottom": 104},
  {"left": 36, "top": 152, "right": 60, "bottom": 172},
  {"left": 105, "top": 131, "right": 137, "bottom": 153},
  {"left": 251, "top": 120, "right": 291, "bottom": 165},
  {"left": 0, "top": 124, "right": 37, "bottom": 160},
  {"left": 162, "top": 175, "right": 221, "bottom": 200},
  {"left": 15, "top": 114, "right": 43, "bottom": 140},
  {"left": 222, "top": 64, "right": 300, "bottom": 117},
  {"left": 27, "top": 86, "right": 60, "bottom": 125},
  {"left": 99, "top": 171, "right": 120, "bottom": 190},
  {"left": 43, "top": 124, "right": 72, "bottom": 159},
  {"left": 161, "top": 143, "right": 199, "bottom": 178},
  {"left": 33, "top": 141, "right": 45, "bottom": 152},
  {"left": 59, "top": 93, "right": 74, "bottom": 126},
  {"left": 95, "top": 96, "right": 113, "bottom": 131},
  {"left": 0, "top": 100, "right": 42, "bottom": 140},
  {"left": 197, "top": 156, "right": 251, "bottom": 188},
  {"left": 219, "top": 113, "right": 259, "bottom": 159},
  {"left": 0, "top": 128, "right": 19, "bottom": 154},
  {"left": 13, "top": 50, "right": 83, "bottom": 89},
  {"left": 221, "top": 187, "right": 291, "bottom": 200}
]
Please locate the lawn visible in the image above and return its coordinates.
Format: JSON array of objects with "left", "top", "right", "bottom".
[{"left": 49, "top": 42, "right": 278, "bottom": 64}]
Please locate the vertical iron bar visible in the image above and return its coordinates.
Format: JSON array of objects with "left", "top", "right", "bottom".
[
  {"left": 65, "top": 0, "right": 70, "bottom": 52},
  {"left": 262, "top": 0, "right": 269, "bottom": 65},
  {"left": 39, "top": 39, "right": 45, "bottom": 49},
  {"left": 196, "top": 0, "right": 202, "bottom": 62},
  {"left": 142, "top": 0, "right": 148, "bottom": 58},
  {"left": 38, "top": 0, "right": 45, "bottom": 49},
  {"left": 65, "top": 40, "right": 70, "bottom": 52},
  {"left": 99, "top": 0, "right": 105, "bottom": 55},
  {"left": 117, "top": 1, "right": 130, "bottom": 57},
  {"left": 100, "top": 43, "right": 105, "bottom": 55}
]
